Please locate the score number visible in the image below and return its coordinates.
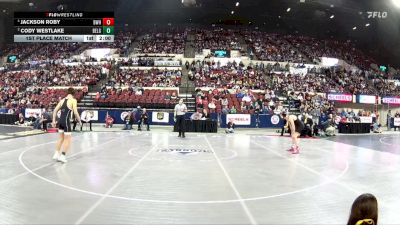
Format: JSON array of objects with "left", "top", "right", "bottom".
[
  {"left": 102, "top": 18, "right": 114, "bottom": 26},
  {"left": 102, "top": 18, "right": 114, "bottom": 35}
]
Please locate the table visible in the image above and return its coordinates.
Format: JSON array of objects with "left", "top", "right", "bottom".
[
  {"left": 0, "top": 114, "right": 18, "bottom": 125},
  {"left": 338, "top": 123, "right": 370, "bottom": 134},
  {"left": 173, "top": 119, "right": 218, "bottom": 133}
]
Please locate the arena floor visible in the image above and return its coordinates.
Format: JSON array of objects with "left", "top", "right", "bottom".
[{"left": 0, "top": 127, "right": 399, "bottom": 224}]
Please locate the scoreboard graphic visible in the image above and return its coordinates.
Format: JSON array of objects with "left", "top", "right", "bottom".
[{"left": 14, "top": 12, "right": 114, "bottom": 43}]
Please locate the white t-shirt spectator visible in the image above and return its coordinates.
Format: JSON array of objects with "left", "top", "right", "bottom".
[
  {"left": 242, "top": 95, "right": 252, "bottom": 102},
  {"left": 208, "top": 102, "right": 216, "bottom": 110}
]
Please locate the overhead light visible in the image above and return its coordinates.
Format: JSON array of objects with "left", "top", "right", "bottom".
[
  {"left": 236, "top": 2, "right": 239, "bottom": 7},
  {"left": 330, "top": 15, "right": 334, "bottom": 19},
  {"left": 287, "top": 8, "right": 291, "bottom": 12},
  {"left": 353, "top": 26, "right": 357, "bottom": 30},
  {"left": 330, "top": 4, "right": 334, "bottom": 8},
  {"left": 365, "top": 23, "right": 370, "bottom": 27},
  {"left": 231, "top": 10, "right": 234, "bottom": 14},
  {"left": 392, "top": 0, "right": 400, "bottom": 8},
  {"left": 278, "top": 16, "right": 281, "bottom": 18}
]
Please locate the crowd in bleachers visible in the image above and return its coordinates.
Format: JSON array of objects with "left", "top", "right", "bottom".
[
  {"left": 112, "top": 68, "right": 182, "bottom": 87},
  {"left": 189, "top": 60, "right": 269, "bottom": 89},
  {"left": 26, "top": 43, "right": 82, "bottom": 62},
  {"left": 0, "top": 63, "right": 107, "bottom": 109},
  {"left": 94, "top": 88, "right": 178, "bottom": 109},
  {"left": 0, "top": 43, "right": 46, "bottom": 61},
  {"left": 0, "top": 28, "right": 399, "bottom": 115},
  {"left": 138, "top": 29, "right": 186, "bottom": 54},
  {"left": 244, "top": 31, "right": 307, "bottom": 63},
  {"left": 283, "top": 35, "right": 376, "bottom": 70},
  {"left": 194, "top": 28, "right": 242, "bottom": 54}
]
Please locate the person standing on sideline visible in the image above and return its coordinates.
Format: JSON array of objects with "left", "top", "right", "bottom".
[
  {"left": 138, "top": 108, "right": 150, "bottom": 131},
  {"left": 174, "top": 98, "right": 187, "bottom": 138},
  {"left": 387, "top": 110, "right": 392, "bottom": 131},
  {"left": 52, "top": 87, "right": 81, "bottom": 163}
]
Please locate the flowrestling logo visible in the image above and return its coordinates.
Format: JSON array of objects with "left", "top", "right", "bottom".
[{"left": 158, "top": 148, "right": 213, "bottom": 156}]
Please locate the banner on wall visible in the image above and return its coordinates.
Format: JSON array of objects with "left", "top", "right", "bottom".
[
  {"left": 359, "top": 117, "right": 373, "bottom": 124},
  {"left": 289, "top": 67, "right": 308, "bottom": 76},
  {"left": 226, "top": 114, "right": 251, "bottom": 125},
  {"left": 25, "top": 108, "right": 42, "bottom": 118},
  {"left": 357, "top": 95, "right": 377, "bottom": 104},
  {"left": 327, "top": 93, "right": 353, "bottom": 103},
  {"left": 382, "top": 97, "right": 400, "bottom": 105},
  {"left": 394, "top": 118, "right": 400, "bottom": 126},
  {"left": 154, "top": 60, "right": 180, "bottom": 67},
  {"left": 270, "top": 115, "right": 281, "bottom": 125},
  {"left": 152, "top": 112, "right": 169, "bottom": 123},
  {"left": 120, "top": 111, "right": 130, "bottom": 121},
  {"left": 80, "top": 110, "right": 99, "bottom": 121}
]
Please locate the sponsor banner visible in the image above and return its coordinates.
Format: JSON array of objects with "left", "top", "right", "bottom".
[
  {"left": 80, "top": 110, "right": 98, "bottom": 121},
  {"left": 270, "top": 115, "right": 280, "bottom": 125},
  {"left": 382, "top": 97, "right": 400, "bottom": 105},
  {"left": 289, "top": 67, "right": 308, "bottom": 76},
  {"left": 358, "top": 95, "right": 377, "bottom": 104},
  {"left": 25, "top": 108, "right": 42, "bottom": 118},
  {"left": 120, "top": 111, "right": 130, "bottom": 121},
  {"left": 154, "top": 60, "right": 180, "bottom": 67},
  {"left": 360, "top": 116, "right": 373, "bottom": 124},
  {"left": 394, "top": 118, "right": 400, "bottom": 126},
  {"left": 226, "top": 114, "right": 251, "bottom": 125},
  {"left": 321, "top": 57, "right": 339, "bottom": 67},
  {"left": 327, "top": 93, "right": 353, "bottom": 102},
  {"left": 152, "top": 112, "right": 169, "bottom": 123}
]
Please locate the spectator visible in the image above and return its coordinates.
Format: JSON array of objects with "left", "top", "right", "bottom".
[
  {"left": 387, "top": 110, "right": 392, "bottom": 131},
  {"left": 196, "top": 96, "right": 203, "bottom": 109},
  {"left": 201, "top": 108, "right": 210, "bottom": 120},
  {"left": 347, "top": 193, "right": 378, "bottom": 225},
  {"left": 208, "top": 100, "right": 216, "bottom": 113},
  {"left": 372, "top": 121, "right": 382, "bottom": 133},
  {"left": 16, "top": 113, "right": 25, "bottom": 125},
  {"left": 190, "top": 110, "right": 202, "bottom": 120},
  {"left": 171, "top": 92, "right": 177, "bottom": 100},
  {"left": 222, "top": 105, "right": 230, "bottom": 114},
  {"left": 324, "top": 114, "right": 336, "bottom": 136},
  {"left": 123, "top": 112, "right": 134, "bottom": 130},
  {"left": 395, "top": 111, "right": 400, "bottom": 131},
  {"left": 138, "top": 108, "right": 150, "bottom": 131},
  {"left": 225, "top": 119, "right": 235, "bottom": 134},
  {"left": 165, "top": 92, "right": 171, "bottom": 100},
  {"left": 80, "top": 111, "right": 94, "bottom": 131},
  {"left": 221, "top": 96, "right": 228, "bottom": 109},
  {"left": 301, "top": 113, "right": 314, "bottom": 137},
  {"left": 230, "top": 106, "right": 237, "bottom": 114},
  {"left": 105, "top": 112, "right": 114, "bottom": 128}
]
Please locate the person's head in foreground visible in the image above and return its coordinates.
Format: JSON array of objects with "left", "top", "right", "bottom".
[
  {"left": 67, "top": 87, "right": 75, "bottom": 96},
  {"left": 347, "top": 193, "right": 378, "bottom": 225}
]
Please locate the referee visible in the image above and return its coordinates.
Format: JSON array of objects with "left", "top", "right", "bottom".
[{"left": 174, "top": 98, "right": 188, "bottom": 138}]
